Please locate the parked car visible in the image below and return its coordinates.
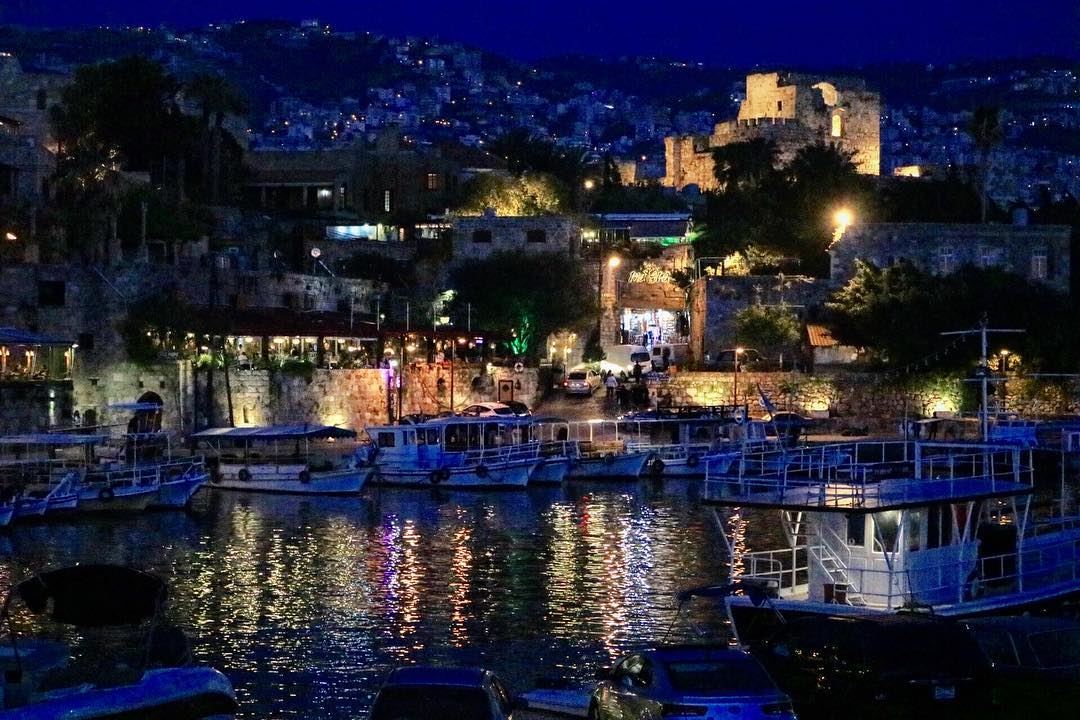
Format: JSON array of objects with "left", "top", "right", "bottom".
[
  {"left": 749, "top": 614, "right": 992, "bottom": 719},
  {"left": 564, "top": 369, "right": 602, "bottom": 396},
  {"left": 712, "top": 348, "right": 766, "bottom": 371},
  {"left": 370, "top": 666, "right": 521, "bottom": 720},
  {"left": 590, "top": 645, "right": 796, "bottom": 720},
  {"left": 503, "top": 400, "right": 532, "bottom": 416},
  {"left": 459, "top": 402, "right": 517, "bottom": 418}
]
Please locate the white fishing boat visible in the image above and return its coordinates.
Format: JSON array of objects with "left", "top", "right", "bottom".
[
  {"left": 368, "top": 417, "right": 540, "bottom": 489},
  {"left": 192, "top": 424, "right": 369, "bottom": 495},
  {"left": 704, "top": 439, "right": 1080, "bottom": 639},
  {"left": 149, "top": 459, "right": 210, "bottom": 508},
  {"left": 0, "top": 434, "right": 114, "bottom": 518},
  {"left": 531, "top": 419, "right": 654, "bottom": 480}
]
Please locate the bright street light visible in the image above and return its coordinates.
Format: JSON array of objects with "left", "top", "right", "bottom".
[
  {"left": 583, "top": 179, "right": 596, "bottom": 191},
  {"left": 833, "top": 208, "right": 854, "bottom": 228},
  {"left": 607, "top": 255, "right": 621, "bottom": 268}
]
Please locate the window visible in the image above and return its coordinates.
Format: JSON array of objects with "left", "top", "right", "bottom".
[
  {"left": 1031, "top": 251, "right": 1048, "bottom": 280},
  {"left": 425, "top": 172, "right": 439, "bottom": 191},
  {"left": 777, "top": 100, "right": 783, "bottom": 113},
  {"left": 846, "top": 514, "right": 866, "bottom": 546},
  {"left": 471, "top": 229, "right": 492, "bottom": 243},
  {"left": 831, "top": 113, "right": 842, "bottom": 137},
  {"left": 376, "top": 432, "right": 396, "bottom": 448},
  {"left": 383, "top": 189, "right": 392, "bottom": 213},
  {"left": 938, "top": 246, "right": 955, "bottom": 275},
  {"left": 526, "top": 229, "right": 547, "bottom": 243},
  {"left": 38, "top": 280, "right": 65, "bottom": 307}
]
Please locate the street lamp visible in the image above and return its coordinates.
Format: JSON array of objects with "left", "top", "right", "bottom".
[
  {"left": 583, "top": 178, "right": 596, "bottom": 191},
  {"left": 830, "top": 207, "right": 854, "bottom": 248},
  {"left": 999, "top": 349, "right": 1010, "bottom": 412},
  {"left": 733, "top": 347, "right": 745, "bottom": 406}
]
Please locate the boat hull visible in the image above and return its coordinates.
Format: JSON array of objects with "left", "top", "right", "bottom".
[
  {"left": 567, "top": 451, "right": 651, "bottom": 479},
  {"left": 46, "top": 494, "right": 79, "bottom": 514},
  {"left": 0, "top": 504, "right": 14, "bottom": 527},
  {"left": 211, "top": 467, "right": 367, "bottom": 495},
  {"left": 374, "top": 459, "right": 534, "bottom": 489},
  {"left": 529, "top": 457, "right": 572, "bottom": 484},
  {"left": 77, "top": 485, "right": 158, "bottom": 513},
  {"left": 149, "top": 473, "right": 208, "bottom": 508},
  {"left": 13, "top": 498, "right": 48, "bottom": 520}
]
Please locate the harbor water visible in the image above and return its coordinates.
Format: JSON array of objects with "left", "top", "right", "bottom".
[{"left": 0, "top": 481, "right": 765, "bottom": 718}]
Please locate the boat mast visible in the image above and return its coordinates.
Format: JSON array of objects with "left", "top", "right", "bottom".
[{"left": 940, "top": 316, "right": 1023, "bottom": 441}]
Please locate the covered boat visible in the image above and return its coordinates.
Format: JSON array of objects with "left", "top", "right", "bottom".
[{"left": 192, "top": 424, "right": 369, "bottom": 495}]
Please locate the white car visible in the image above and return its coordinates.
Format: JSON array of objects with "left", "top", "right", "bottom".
[
  {"left": 459, "top": 402, "right": 517, "bottom": 418},
  {"left": 564, "top": 369, "right": 601, "bottom": 396}
]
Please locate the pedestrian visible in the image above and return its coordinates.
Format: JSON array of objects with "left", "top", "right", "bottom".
[
  {"left": 605, "top": 371, "right": 618, "bottom": 399},
  {"left": 633, "top": 361, "right": 643, "bottom": 384}
]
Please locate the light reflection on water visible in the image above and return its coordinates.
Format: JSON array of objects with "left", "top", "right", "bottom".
[{"left": 0, "top": 482, "right": 762, "bottom": 719}]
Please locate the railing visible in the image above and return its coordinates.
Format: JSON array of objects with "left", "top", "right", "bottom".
[
  {"left": 83, "top": 456, "right": 207, "bottom": 488},
  {"left": 737, "top": 546, "right": 807, "bottom": 594}
]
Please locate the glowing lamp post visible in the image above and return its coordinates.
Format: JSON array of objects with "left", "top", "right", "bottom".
[
  {"left": 733, "top": 347, "right": 745, "bottom": 407},
  {"left": 830, "top": 207, "right": 854, "bottom": 248}
]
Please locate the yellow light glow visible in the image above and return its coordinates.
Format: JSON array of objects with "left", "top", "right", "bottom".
[
  {"left": 833, "top": 208, "right": 854, "bottom": 228},
  {"left": 583, "top": 179, "right": 596, "bottom": 191},
  {"left": 607, "top": 255, "right": 621, "bottom": 268}
]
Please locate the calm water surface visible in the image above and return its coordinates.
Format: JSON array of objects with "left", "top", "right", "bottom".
[{"left": 0, "top": 482, "right": 771, "bottom": 719}]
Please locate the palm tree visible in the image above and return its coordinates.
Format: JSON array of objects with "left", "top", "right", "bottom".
[
  {"left": 711, "top": 138, "right": 778, "bottom": 193},
  {"left": 186, "top": 74, "right": 247, "bottom": 203},
  {"left": 968, "top": 106, "right": 1003, "bottom": 223}
]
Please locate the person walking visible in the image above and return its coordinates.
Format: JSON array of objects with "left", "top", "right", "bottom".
[{"left": 605, "top": 371, "right": 618, "bottom": 400}]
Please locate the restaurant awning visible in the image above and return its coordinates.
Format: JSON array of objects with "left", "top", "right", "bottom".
[
  {"left": 190, "top": 424, "right": 357, "bottom": 440},
  {"left": 0, "top": 328, "right": 75, "bottom": 347}
]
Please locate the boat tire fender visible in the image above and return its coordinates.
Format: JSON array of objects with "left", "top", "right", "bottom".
[
  {"left": 238, "top": 468, "right": 252, "bottom": 482},
  {"left": 98, "top": 486, "right": 115, "bottom": 501},
  {"left": 649, "top": 457, "right": 665, "bottom": 476},
  {"left": 734, "top": 408, "right": 746, "bottom": 425},
  {"left": 686, "top": 453, "right": 700, "bottom": 468},
  {"left": 604, "top": 452, "right": 616, "bottom": 466},
  {"left": 475, "top": 464, "right": 490, "bottom": 479},
  {"left": 298, "top": 470, "right": 311, "bottom": 484}
]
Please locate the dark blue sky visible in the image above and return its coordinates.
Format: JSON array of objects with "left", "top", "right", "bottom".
[{"left": 2, "top": 0, "right": 1076, "bottom": 66}]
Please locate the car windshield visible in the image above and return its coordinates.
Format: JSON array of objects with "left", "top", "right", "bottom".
[
  {"left": 664, "top": 659, "right": 776, "bottom": 694},
  {"left": 370, "top": 687, "right": 492, "bottom": 720},
  {"left": 491, "top": 407, "right": 515, "bottom": 415},
  {"left": 568, "top": 372, "right": 588, "bottom": 380},
  {"left": 631, "top": 353, "right": 650, "bottom": 363}
]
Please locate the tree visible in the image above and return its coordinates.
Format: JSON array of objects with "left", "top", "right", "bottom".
[
  {"left": 186, "top": 73, "right": 248, "bottom": 203},
  {"left": 448, "top": 251, "right": 594, "bottom": 359},
  {"left": 968, "top": 106, "right": 1003, "bottom": 223},
  {"left": 711, "top": 138, "right": 778, "bottom": 192},
  {"left": 734, "top": 305, "right": 802, "bottom": 360},
  {"left": 455, "top": 173, "right": 568, "bottom": 216}
]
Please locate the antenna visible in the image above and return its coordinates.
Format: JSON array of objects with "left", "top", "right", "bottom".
[{"left": 941, "top": 316, "right": 1024, "bottom": 441}]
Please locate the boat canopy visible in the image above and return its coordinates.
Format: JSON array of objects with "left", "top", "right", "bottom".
[
  {"left": 190, "top": 424, "right": 357, "bottom": 440},
  {"left": 12, "top": 564, "right": 167, "bottom": 627},
  {"left": 0, "top": 434, "right": 110, "bottom": 446}
]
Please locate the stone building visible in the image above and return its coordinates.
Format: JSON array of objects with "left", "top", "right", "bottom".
[
  {"left": 663, "top": 72, "right": 881, "bottom": 191},
  {"left": 829, "top": 222, "right": 1073, "bottom": 294},
  {"left": 450, "top": 215, "right": 580, "bottom": 263}
]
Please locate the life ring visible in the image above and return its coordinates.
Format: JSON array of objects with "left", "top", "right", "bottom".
[
  {"left": 98, "top": 486, "right": 115, "bottom": 501},
  {"left": 298, "top": 470, "right": 312, "bottom": 484},
  {"left": 603, "top": 452, "right": 616, "bottom": 466},
  {"left": 238, "top": 468, "right": 252, "bottom": 482},
  {"left": 686, "top": 453, "right": 700, "bottom": 468},
  {"left": 475, "top": 464, "right": 490, "bottom": 479},
  {"left": 734, "top": 408, "right": 746, "bottom": 425},
  {"left": 513, "top": 361, "right": 525, "bottom": 374}
]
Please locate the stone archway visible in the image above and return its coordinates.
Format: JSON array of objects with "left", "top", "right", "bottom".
[{"left": 131, "top": 391, "right": 164, "bottom": 434}]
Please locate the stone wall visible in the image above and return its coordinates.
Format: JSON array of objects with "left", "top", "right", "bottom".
[
  {"left": 451, "top": 215, "right": 579, "bottom": 263},
  {"left": 649, "top": 370, "right": 1080, "bottom": 432},
  {"left": 0, "top": 380, "right": 73, "bottom": 433}
]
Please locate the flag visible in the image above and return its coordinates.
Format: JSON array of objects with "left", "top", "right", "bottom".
[{"left": 757, "top": 384, "right": 777, "bottom": 416}]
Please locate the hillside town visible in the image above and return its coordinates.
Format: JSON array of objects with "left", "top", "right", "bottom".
[{"left": 0, "top": 11, "right": 1079, "bottom": 720}]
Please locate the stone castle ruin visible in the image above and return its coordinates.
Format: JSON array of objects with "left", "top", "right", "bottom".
[{"left": 663, "top": 72, "right": 881, "bottom": 191}]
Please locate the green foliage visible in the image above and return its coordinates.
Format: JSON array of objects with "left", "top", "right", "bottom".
[
  {"left": 449, "top": 251, "right": 594, "bottom": 359},
  {"left": 695, "top": 142, "right": 874, "bottom": 276},
  {"left": 827, "top": 261, "right": 1080, "bottom": 370},
  {"left": 276, "top": 358, "right": 316, "bottom": 379},
  {"left": 455, "top": 173, "right": 568, "bottom": 216},
  {"left": 734, "top": 305, "right": 802, "bottom": 357}
]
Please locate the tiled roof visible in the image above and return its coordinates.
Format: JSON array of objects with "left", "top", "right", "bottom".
[{"left": 806, "top": 324, "right": 838, "bottom": 348}]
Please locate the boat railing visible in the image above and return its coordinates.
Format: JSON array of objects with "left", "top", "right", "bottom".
[
  {"left": 85, "top": 456, "right": 207, "bottom": 488},
  {"left": 737, "top": 546, "right": 807, "bottom": 595}
]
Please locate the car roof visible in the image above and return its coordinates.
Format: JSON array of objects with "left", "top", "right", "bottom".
[
  {"left": 385, "top": 666, "right": 489, "bottom": 687},
  {"left": 470, "top": 402, "right": 509, "bottom": 409}
]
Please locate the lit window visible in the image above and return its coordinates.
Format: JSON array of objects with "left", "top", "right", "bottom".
[
  {"left": 383, "top": 190, "right": 392, "bottom": 213},
  {"left": 980, "top": 246, "right": 1001, "bottom": 268},
  {"left": 426, "top": 172, "right": 439, "bottom": 191},
  {"left": 1031, "top": 251, "right": 1048, "bottom": 280},
  {"left": 831, "top": 113, "right": 842, "bottom": 138}
]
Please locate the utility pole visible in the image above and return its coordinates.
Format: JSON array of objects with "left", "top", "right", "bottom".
[{"left": 941, "top": 317, "right": 1024, "bottom": 441}]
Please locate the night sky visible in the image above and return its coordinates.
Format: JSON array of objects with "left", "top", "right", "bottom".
[{"left": 1, "top": 0, "right": 1076, "bottom": 67}]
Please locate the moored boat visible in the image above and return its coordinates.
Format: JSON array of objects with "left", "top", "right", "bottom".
[{"left": 192, "top": 424, "right": 368, "bottom": 495}]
